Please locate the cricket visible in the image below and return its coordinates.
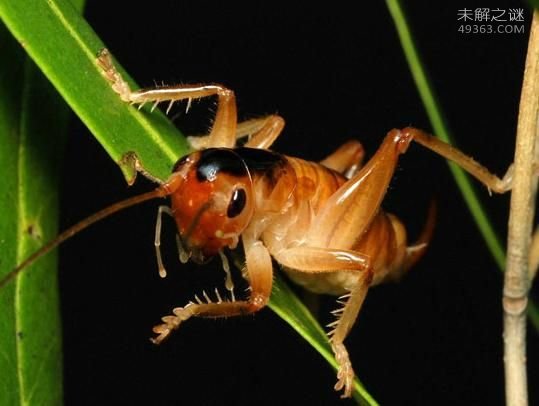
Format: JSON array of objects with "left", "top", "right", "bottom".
[{"left": 0, "top": 48, "right": 513, "bottom": 398}]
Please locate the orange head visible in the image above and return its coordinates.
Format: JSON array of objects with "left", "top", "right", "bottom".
[{"left": 169, "top": 148, "right": 255, "bottom": 260}]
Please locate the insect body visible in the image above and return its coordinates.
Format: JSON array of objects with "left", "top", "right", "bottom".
[
  {"left": 151, "top": 129, "right": 435, "bottom": 398},
  {"left": 1, "top": 49, "right": 513, "bottom": 399}
]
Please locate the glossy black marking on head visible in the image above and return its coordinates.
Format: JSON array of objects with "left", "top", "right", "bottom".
[
  {"left": 172, "top": 154, "right": 190, "bottom": 173},
  {"left": 233, "top": 147, "right": 286, "bottom": 186},
  {"left": 233, "top": 148, "right": 285, "bottom": 173},
  {"left": 195, "top": 148, "right": 248, "bottom": 182},
  {"left": 227, "top": 188, "right": 247, "bottom": 218}
]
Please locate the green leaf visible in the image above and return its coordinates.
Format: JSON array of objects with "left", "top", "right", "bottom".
[
  {"left": 0, "top": 0, "right": 376, "bottom": 404},
  {"left": 0, "top": 24, "right": 66, "bottom": 406},
  {"left": 0, "top": 0, "right": 188, "bottom": 183},
  {"left": 385, "top": 0, "right": 539, "bottom": 331}
]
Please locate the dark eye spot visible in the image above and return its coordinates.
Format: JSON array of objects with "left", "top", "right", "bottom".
[{"left": 227, "top": 188, "right": 246, "bottom": 218}]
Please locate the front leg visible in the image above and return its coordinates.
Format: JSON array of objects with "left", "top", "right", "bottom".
[
  {"left": 151, "top": 238, "right": 273, "bottom": 344},
  {"left": 97, "top": 49, "right": 237, "bottom": 148}
]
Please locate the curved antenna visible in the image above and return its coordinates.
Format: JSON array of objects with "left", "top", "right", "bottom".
[{"left": 0, "top": 186, "right": 171, "bottom": 290}]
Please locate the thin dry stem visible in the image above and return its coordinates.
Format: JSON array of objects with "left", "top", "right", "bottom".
[
  {"left": 528, "top": 227, "right": 539, "bottom": 281},
  {"left": 503, "top": 11, "right": 539, "bottom": 406}
]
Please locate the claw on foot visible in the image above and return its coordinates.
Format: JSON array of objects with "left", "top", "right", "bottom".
[
  {"left": 150, "top": 305, "right": 194, "bottom": 345},
  {"left": 332, "top": 342, "right": 355, "bottom": 398},
  {"left": 96, "top": 48, "right": 132, "bottom": 102}
]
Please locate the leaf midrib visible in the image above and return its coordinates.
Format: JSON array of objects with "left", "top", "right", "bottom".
[{"left": 14, "top": 57, "right": 36, "bottom": 406}]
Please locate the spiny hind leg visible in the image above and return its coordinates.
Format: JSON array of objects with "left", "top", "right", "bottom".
[
  {"left": 152, "top": 238, "right": 273, "bottom": 344},
  {"left": 271, "top": 246, "right": 371, "bottom": 398},
  {"left": 307, "top": 126, "right": 513, "bottom": 252},
  {"left": 320, "top": 140, "right": 365, "bottom": 178},
  {"left": 307, "top": 129, "right": 411, "bottom": 250},
  {"left": 328, "top": 272, "right": 372, "bottom": 398},
  {"left": 97, "top": 48, "right": 237, "bottom": 148}
]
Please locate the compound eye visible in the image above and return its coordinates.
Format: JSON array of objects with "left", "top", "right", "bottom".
[{"left": 226, "top": 188, "right": 247, "bottom": 218}]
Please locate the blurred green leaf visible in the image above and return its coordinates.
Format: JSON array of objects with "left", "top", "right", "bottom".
[{"left": 0, "top": 22, "right": 68, "bottom": 406}]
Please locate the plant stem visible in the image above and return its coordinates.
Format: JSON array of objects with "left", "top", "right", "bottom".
[{"left": 503, "top": 11, "right": 539, "bottom": 406}]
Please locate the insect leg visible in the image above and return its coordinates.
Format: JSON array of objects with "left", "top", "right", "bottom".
[
  {"left": 97, "top": 49, "right": 237, "bottom": 148},
  {"left": 329, "top": 278, "right": 371, "bottom": 398},
  {"left": 243, "top": 115, "right": 285, "bottom": 149},
  {"left": 272, "top": 246, "right": 370, "bottom": 273},
  {"left": 271, "top": 246, "right": 372, "bottom": 398},
  {"left": 189, "top": 114, "right": 285, "bottom": 150},
  {"left": 151, "top": 238, "right": 273, "bottom": 344},
  {"left": 401, "top": 127, "right": 513, "bottom": 194},
  {"left": 307, "top": 129, "right": 412, "bottom": 250},
  {"left": 319, "top": 140, "right": 365, "bottom": 178},
  {"left": 309, "top": 126, "right": 513, "bottom": 251}
]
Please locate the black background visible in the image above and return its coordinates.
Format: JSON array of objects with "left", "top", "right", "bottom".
[{"left": 57, "top": 1, "right": 537, "bottom": 405}]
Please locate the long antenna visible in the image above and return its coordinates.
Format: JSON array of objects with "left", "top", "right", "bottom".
[{"left": 0, "top": 186, "right": 169, "bottom": 290}]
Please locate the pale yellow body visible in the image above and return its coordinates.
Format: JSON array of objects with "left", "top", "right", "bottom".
[{"left": 250, "top": 156, "right": 408, "bottom": 295}]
